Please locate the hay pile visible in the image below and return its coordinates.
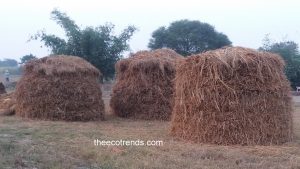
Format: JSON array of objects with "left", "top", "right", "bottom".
[
  {"left": 0, "top": 93, "right": 15, "bottom": 116},
  {"left": 110, "top": 49, "right": 183, "bottom": 120},
  {"left": 171, "top": 47, "right": 293, "bottom": 145},
  {"left": 0, "top": 82, "right": 6, "bottom": 94},
  {"left": 15, "top": 55, "right": 105, "bottom": 121}
]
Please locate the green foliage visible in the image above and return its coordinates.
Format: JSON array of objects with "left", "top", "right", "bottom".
[
  {"left": 32, "top": 9, "right": 136, "bottom": 79},
  {"left": 148, "top": 19, "right": 232, "bottom": 56},
  {"left": 0, "top": 59, "right": 18, "bottom": 67},
  {"left": 259, "top": 36, "right": 300, "bottom": 89},
  {"left": 20, "top": 54, "right": 37, "bottom": 64}
]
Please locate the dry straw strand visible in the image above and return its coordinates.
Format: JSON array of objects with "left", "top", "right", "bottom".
[
  {"left": 171, "top": 46, "right": 293, "bottom": 145},
  {"left": 0, "top": 92, "right": 15, "bottom": 116},
  {"left": 15, "top": 55, "right": 105, "bottom": 121},
  {"left": 110, "top": 49, "right": 183, "bottom": 120}
]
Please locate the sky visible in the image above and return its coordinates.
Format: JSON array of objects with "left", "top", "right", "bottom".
[{"left": 0, "top": 0, "right": 299, "bottom": 61}]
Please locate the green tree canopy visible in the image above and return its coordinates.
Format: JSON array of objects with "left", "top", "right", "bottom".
[
  {"left": 0, "top": 59, "right": 18, "bottom": 67},
  {"left": 20, "top": 54, "right": 37, "bottom": 64},
  {"left": 148, "top": 19, "right": 232, "bottom": 56},
  {"left": 32, "top": 9, "right": 136, "bottom": 79},
  {"left": 259, "top": 36, "right": 300, "bottom": 89}
]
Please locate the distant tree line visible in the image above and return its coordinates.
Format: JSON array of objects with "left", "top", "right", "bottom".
[
  {"left": 0, "top": 54, "right": 37, "bottom": 68},
  {"left": 0, "top": 59, "right": 18, "bottom": 67},
  {"left": 27, "top": 9, "right": 299, "bottom": 89},
  {"left": 31, "top": 9, "right": 231, "bottom": 79}
]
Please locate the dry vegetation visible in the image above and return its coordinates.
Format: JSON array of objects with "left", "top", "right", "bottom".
[
  {"left": 14, "top": 56, "right": 105, "bottom": 121},
  {"left": 0, "top": 50, "right": 299, "bottom": 168},
  {"left": 110, "top": 49, "right": 182, "bottom": 120},
  {"left": 0, "top": 94, "right": 299, "bottom": 169},
  {"left": 0, "top": 93, "right": 15, "bottom": 116},
  {"left": 171, "top": 47, "right": 293, "bottom": 145}
]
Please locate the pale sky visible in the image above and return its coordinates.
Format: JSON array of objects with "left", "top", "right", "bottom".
[{"left": 0, "top": 0, "right": 299, "bottom": 61}]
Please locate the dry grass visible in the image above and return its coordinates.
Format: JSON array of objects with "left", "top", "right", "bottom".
[
  {"left": 294, "top": 103, "right": 300, "bottom": 141},
  {"left": 0, "top": 97, "right": 299, "bottom": 169},
  {"left": 0, "top": 93, "right": 15, "bottom": 116},
  {"left": 110, "top": 49, "right": 182, "bottom": 120},
  {"left": 171, "top": 47, "right": 292, "bottom": 145},
  {"left": 14, "top": 55, "right": 105, "bottom": 121}
]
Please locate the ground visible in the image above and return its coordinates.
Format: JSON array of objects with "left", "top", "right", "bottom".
[
  {"left": 0, "top": 79, "right": 299, "bottom": 169},
  {"left": 0, "top": 102, "right": 299, "bottom": 169}
]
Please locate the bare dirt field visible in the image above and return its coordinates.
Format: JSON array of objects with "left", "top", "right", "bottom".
[{"left": 0, "top": 83, "right": 299, "bottom": 169}]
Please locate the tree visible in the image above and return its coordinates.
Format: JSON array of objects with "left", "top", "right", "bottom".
[
  {"left": 0, "top": 59, "right": 18, "bottom": 67},
  {"left": 148, "top": 19, "right": 232, "bottom": 56},
  {"left": 259, "top": 36, "right": 300, "bottom": 89},
  {"left": 20, "top": 54, "right": 37, "bottom": 64},
  {"left": 31, "top": 9, "right": 136, "bottom": 79}
]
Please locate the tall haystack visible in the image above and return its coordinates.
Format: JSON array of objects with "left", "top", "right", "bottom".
[
  {"left": 0, "top": 82, "right": 6, "bottom": 94},
  {"left": 15, "top": 55, "right": 105, "bottom": 121},
  {"left": 171, "top": 47, "right": 293, "bottom": 145},
  {"left": 110, "top": 49, "right": 183, "bottom": 120}
]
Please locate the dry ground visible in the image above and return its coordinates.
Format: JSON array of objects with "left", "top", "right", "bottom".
[{"left": 0, "top": 92, "right": 299, "bottom": 168}]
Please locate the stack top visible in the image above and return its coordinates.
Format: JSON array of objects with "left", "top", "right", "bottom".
[
  {"left": 24, "top": 55, "right": 100, "bottom": 77},
  {"left": 187, "top": 46, "right": 285, "bottom": 70},
  {"left": 116, "top": 48, "right": 183, "bottom": 74}
]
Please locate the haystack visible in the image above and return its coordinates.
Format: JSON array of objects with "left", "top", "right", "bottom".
[
  {"left": 171, "top": 47, "right": 293, "bottom": 145},
  {"left": 110, "top": 49, "right": 183, "bottom": 120},
  {"left": 15, "top": 55, "right": 105, "bottom": 121},
  {"left": 0, "top": 92, "right": 15, "bottom": 116},
  {"left": 0, "top": 82, "right": 6, "bottom": 94}
]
